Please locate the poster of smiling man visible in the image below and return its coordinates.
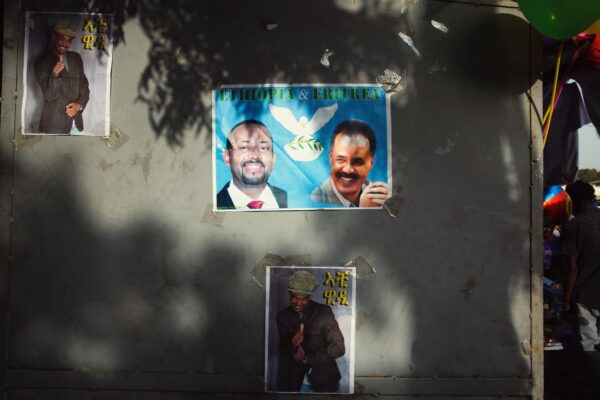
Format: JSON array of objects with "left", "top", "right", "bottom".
[
  {"left": 213, "top": 84, "right": 391, "bottom": 210},
  {"left": 264, "top": 266, "right": 356, "bottom": 394},
  {"left": 22, "top": 12, "right": 113, "bottom": 136}
]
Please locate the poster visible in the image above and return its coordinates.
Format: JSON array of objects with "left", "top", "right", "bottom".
[
  {"left": 22, "top": 12, "right": 113, "bottom": 136},
  {"left": 265, "top": 266, "right": 356, "bottom": 394},
  {"left": 213, "top": 84, "right": 391, "bottom": 211}
]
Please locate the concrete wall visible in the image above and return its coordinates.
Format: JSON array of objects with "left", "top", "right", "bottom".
[{"left": 1, "top": 0, "right": 543, "bottom": 398}]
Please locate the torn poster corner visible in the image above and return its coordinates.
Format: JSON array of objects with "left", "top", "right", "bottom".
[
  {"left": 251, "top": 254, "right": 313, "bottom": 288},
  {"left": 103, "top": 123, "right": 130, "bottom": 152},
  {"left": 201, "top": 204, "right": 225, "bottom": 227},
  {"left": 344, "top": 256, "right": 376, "bottom": 278},
  {"left": 376, "top": 69, "right": 405, "bottom": 94}
]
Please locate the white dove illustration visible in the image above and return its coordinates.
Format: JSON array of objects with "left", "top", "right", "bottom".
[
  {"left": 269, "top": 103, "right": 338, "bottom": 162},
  {"left": 269, "top": 103, "right": 338, "bottom": 136}
]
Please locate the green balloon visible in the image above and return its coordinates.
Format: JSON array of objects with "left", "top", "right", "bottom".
[{"left": 519, "top": 0, "right": 600, "bottom": 40}]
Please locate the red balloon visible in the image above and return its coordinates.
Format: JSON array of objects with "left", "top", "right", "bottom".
[{"left": 543, "top": 190, "right": 571, "bottom": 226}]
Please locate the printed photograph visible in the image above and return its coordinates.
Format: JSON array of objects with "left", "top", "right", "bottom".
[
  {"left": 22, "top": 11, "right": 113, "bottom": 136},
  {"left": 265, "top": 266, "right": 356, "bottom": 394},
  {"left": 213, "top": 84, "right": 391, "bottom": 210}
]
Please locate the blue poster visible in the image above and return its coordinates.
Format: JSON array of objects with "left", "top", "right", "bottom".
[{"left": 213, "top": 84, "right": 391, "bottom": 211}]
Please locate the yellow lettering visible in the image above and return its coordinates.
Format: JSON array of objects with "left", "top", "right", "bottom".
[
  {"left": 336, "top": 271, "right": 349, "bottom": 288},
  {"left": 82, "top": 18, "right": 95, "bottom": 33},
  {"left": 323, "top": 290, "right": 337, "bottom": 305},
  {"left": 337, "top": 290, "right": 349, "bottom": 306},
  {"left": 81, "top": 34, "right": 95, "bottom": 50},
  {"left": 324, "top": 272, "right": 335, "bottom": 287}
]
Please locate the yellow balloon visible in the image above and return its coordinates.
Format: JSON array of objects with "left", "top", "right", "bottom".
[{"left": 585, "top": 18, "right": 600, "bottom": 35}]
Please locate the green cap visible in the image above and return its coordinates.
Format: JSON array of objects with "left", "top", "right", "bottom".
[
  {"left": 54, "top": 21, "right": 77, "bottom": 38},
  {"left": 288, "top": 271, "right": 317, "bottom": 296}
]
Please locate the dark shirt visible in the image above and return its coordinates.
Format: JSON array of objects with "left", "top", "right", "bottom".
[
  {"left": 560, "top": 208, "right": 600, "bottom": 309},
  {"left": 276, "top": 300, "right": 344, "bottom": 392},
  {"left": 35, "top": 50, "right": 89, "bottom": 133},
  {"left": 216, "top": 182, "right": 287, "bottom": 210}
]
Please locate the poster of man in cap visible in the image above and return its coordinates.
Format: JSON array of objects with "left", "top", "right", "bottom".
[
  {"left": 22, "top": 12, "right": 113, "bottom": 136},
  {"left": 265, "top": 266, "right": 356, "bottom": 393}
]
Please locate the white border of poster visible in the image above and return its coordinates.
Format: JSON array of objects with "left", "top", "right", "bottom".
[
  {"left": 212, "top": 84, "right": 392, "bottom": 211},
  {"left": 264, "top": 266, "right": 356, "bottom": 394},
  {"left": 22, "top": 11, "right": 113, "bottom": 136}
]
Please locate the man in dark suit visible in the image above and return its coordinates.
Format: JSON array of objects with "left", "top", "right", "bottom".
[
  {"left": 35, "top": 20, "right": 89, "bottom": 134},
  {"left": 217, "top": 120, "right": 287, "bottom": 210},
  {"left": 276, "top": 271, "right": 345, "bottom": 393}
]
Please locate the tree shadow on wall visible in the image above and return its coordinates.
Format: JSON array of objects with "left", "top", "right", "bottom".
[
  {"left": 8, "top": 150, "right": 267, "bottom": 381},
  {"left": 9, "top": 0, "right": 542, "bottom": 398},
  {"left": 77, "top": 0, "right": 423, "bottom": 146}
]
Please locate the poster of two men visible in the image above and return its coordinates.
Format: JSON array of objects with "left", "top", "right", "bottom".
[{"left": 213, "top": 84, "right": 392, "bottom": 211}]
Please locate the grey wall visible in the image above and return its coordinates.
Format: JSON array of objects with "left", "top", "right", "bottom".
[{"left": 1, "top": 0, "right": 543, "bottom": 398}]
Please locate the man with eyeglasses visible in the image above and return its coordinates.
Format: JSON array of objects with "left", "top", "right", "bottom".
[{"left": 217, "top": 120, "right": 288, "bottom": 210}]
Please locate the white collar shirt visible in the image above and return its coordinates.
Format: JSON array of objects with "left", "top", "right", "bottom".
[
  {"left": 331, "top": 179, "right": 369, "bottom": 208},
  {"left": 227, "top": 182, "right": 279, "bottom": 209}
]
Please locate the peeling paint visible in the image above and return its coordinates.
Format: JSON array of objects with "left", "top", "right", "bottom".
[
  {"left": 431, "top": 20, "right": 449, "bottom": 33},
  {"left": 344, "top": 256, "right": 375, "bottom": 279},
  {"left": 250, "top": 253, "right": 312, "bottom": 288},
  {"left": 383, "top": 185, "right": 405, "bottom": 218},
  {"left": 434, "top": 139, "right": 455, "bottom": 155},
  {"left": 521, "top": 340, "right": 531, "bottom": 356},
  {"left": 398, "top": 32, "right": 421, "bottom": 57},
  {"left": 320, "top": 49, "right": 334, "bottom": 68},
  {"left": 200, "top": 204, "right": 225, "bottom": 227}
]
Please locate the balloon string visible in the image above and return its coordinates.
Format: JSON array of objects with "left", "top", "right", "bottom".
[
  {"left": 542, "top": 40, "right": 591, "bottom": 126},
  {"left": 542, "top": 42, "right": 564, "bottom": 149}
]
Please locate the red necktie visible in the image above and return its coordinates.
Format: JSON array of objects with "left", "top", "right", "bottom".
[{"left": 247, "top": 200, "right": 264, "bottom": 209}]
